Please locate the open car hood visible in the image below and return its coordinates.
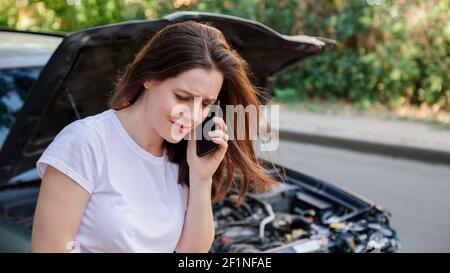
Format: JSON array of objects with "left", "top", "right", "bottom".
[{"left": 0, "top": 11, "right": 335, "bottom": 183}]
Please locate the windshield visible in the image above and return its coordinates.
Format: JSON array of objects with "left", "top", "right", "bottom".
[
  {"left": 0, "top": 32, "right": 61, "bottom": 184},
  {"left": 0, "top": 66, "right": 42, "bottom": 149}
]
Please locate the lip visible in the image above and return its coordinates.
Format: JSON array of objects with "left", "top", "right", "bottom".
[{"left": 171, "top": 121, "right": 191, "bottom": 131}]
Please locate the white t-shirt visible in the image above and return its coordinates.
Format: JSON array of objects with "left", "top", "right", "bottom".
[{"left": 36, "top": 108, "right": 188, "bottom": 253}]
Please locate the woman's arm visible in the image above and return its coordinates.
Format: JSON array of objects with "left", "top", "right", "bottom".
[
  {"left": 31, "top": 165, "right": 90, "bottom": 252},
  {"left": 176, "top": 115, "right": 228, "bottom": 253},
  {"left": 174, "top": 175, "right": 215, "bottom": 253}
]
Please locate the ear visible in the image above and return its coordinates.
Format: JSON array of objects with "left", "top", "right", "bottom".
[{"left": 143, "top": 79, "right": 156, "bottom": 90}]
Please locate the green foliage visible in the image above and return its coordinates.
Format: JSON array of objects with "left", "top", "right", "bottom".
[
  {"left": 1, "top": 0, "right": 449, "bottom": 110},
  {"left": 273, "top": 87, "right": 300, "bottom": 103},
  {"left": 275, "top": 0, "right": 449, "bottom": 110}
]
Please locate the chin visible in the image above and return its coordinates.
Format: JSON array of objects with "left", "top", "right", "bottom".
[
  {"left": 165, "top": 136, "right": 183, "bottom": 144},
  {"left": 164, "top": 130, "right": 186, "bottom": 144}
]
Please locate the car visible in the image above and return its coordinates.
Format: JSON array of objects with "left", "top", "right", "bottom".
[{"left": 0, "top": 11, "right": 400, "bottom": 253}]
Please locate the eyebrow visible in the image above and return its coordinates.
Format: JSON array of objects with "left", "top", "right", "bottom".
[{"left": 175, "top": 88, "right": 217, "bottom": 104}]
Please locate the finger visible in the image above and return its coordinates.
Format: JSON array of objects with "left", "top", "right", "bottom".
[
  {"left": 212, "top": 116, "right": 227, "bottom": 133},
  {"left": 211, "top": 137, "right": 228, "bottom": 151},
  {"left": 208, "top": 129, "right": 228, "bottom": 141}
]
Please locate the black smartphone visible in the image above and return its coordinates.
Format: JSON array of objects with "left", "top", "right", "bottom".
[{"left": 196, "top": 103, "right": 222, "bottom": 157}]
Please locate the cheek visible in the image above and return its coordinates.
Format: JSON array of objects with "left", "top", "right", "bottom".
[
  {"left": 166, "top": 101, "right": 181, "bottom": 122},
  {"left": 194, "top": 108, "right": 210, "bottom": 126},
  {"left": 147, "top": 95, "right": 172, "bottom": 128},
  {"left": 191, "top": 114, "right": 204, "bottom": 129}
]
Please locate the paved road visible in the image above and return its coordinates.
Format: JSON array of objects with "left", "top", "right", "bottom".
[{"left": 256, "top": 140, "right": 450, "bottom": 252}]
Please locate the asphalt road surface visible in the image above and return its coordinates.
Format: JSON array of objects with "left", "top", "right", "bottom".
[{"left": 256, "top": 140, "right": 450, "bottom": 253}]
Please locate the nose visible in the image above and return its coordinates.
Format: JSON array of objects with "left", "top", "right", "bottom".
[
  {"left": 176, "top": 110, "right": 191, "bottom": 127},
  {"left": 171, "top": 107, "right": 198, "bottom": 128},
  {"left": 171, "top": 99, "right": 208, "bottom": 128}
]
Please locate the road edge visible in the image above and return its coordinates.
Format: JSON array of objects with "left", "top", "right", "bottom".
[{"left": 278, "top": 129, "right": 450, "bottom": 166}]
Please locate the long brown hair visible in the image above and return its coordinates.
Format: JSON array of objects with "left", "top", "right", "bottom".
[{"left": 108, "top": 20, "right": 280, "bottom": 204}]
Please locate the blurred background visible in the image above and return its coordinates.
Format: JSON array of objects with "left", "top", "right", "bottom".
[
  {"left": 1, "top": 0, "right": 448, "bottom": 119},
  {"left": 1, "top": 0, "right": 449, "bottom": 252}
]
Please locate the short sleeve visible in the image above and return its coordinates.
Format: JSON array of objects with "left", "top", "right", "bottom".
[{"left": 36, "top": 120, "right": 102, "bottom": 194}]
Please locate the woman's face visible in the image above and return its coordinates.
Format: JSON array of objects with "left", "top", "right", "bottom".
[{"left": 142, "top": 67, "right": 224, "bottom": 143}]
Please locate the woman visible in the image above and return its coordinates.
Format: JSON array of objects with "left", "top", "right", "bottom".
[{"left": 31, "top": 20, "right": 277, "bottom": 253}]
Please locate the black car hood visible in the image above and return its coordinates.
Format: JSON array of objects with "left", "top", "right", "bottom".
[{"left": 0, "top": 11, "right": 335, "bottom": 183}]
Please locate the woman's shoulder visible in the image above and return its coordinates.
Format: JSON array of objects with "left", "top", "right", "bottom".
[
  {"left": 59, "top": 109, "right": 115, "bottom": 141},
  {"left": 36, "top": 110, "right": 115, "bottom": 192}
]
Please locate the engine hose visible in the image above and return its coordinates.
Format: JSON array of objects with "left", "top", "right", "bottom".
[{"left": 257, "top": 199, "right": 275, "bottom": 240}]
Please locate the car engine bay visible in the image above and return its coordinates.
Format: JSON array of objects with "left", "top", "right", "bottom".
[{"left": 211, "top": 162, "right": 400, "bottom": 253}]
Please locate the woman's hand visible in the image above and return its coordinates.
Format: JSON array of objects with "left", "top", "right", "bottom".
[{"left": 186, "top": 115, "right": 229, "bottom": 184}]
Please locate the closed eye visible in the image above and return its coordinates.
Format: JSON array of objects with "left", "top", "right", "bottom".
[
  {"left": 175, "top": 94, "right": 189, "bottom": 101},
  {"left": 175, "top": 94, "right": 213, "bottom": 107}
]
